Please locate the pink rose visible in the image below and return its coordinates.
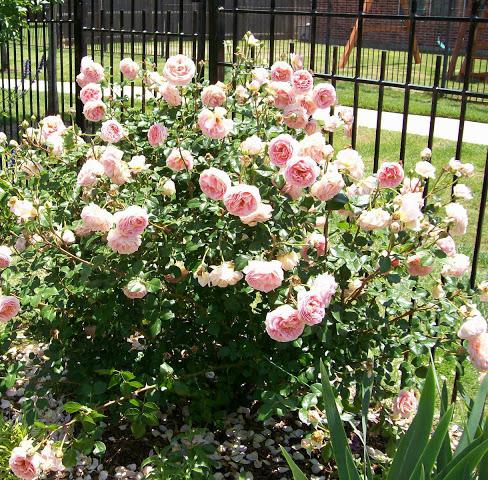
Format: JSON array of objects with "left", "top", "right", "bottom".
[
  {"left": 437, "top": 236, "right": 456, "bottom": 256},
  {"left": 298, "top": 94, "right": 317, "bottom": 116},
  {"left": 199, "top": 167, "right": 231, "bottom": 200},
  {"left": 201, "top": 84, "right": 226, "bottom": 108},
  {"left": 166, "top": 148, "right": 194, "bottom": 172},
  {"left": 80, "top": 56, "right": 104, "bottom": 83},
  {"left": 198, "top": 107, "right": 233, "bottom": 139},
  {"left": 268, "top": 134, "right": 298, "bottom": 167},
  {"left": 159, "top": 82, "right": 182, "bottom": 107},
  {"left": 0, "top": 246, "right": 12, "bottom": 268},
  {"left": 9, "top": 446, "right": 41, "bottom": 480},
  {"left": 284, "top": 156, "right": 320, "bottom": 188},
  {"left": 357, "top": 208, "right": 391, "bottom": 231},
  {"left": 377, "top": 162, "right": 404, "bottom": 189},
  {"left": 240, "top": 203, "right": 273, "bottom": 226},
  {"left": 458, "top": 316, "right": 487, "bottom": 339},
  {"left": 283, "top": 104, "right": 309, "bottom": 130},
  {"left": 100, "top": 145, "right": 124, "bottom": 176},
  {"left": 271, "top": 61, "right": 293, "bottom": 82},
  {"left": 281, "top": 183, "right": 303, "bottom": 200},
  {"left": 163, "top": 54, "right": 196, "bottom": 86},
  {"left": 123, "top": 280, "right": 148, "bottom": 299},
  {"left": 147, "top": 123, "right": 168, "bottom": 147},
  {"left": 298, "top": 132, "right": 328, "bottom": 163},
  {"left": 302, "top": 232, "right": 326, "bottom": 259},
  {"left": 445, "top": 203, "right": 468, "bottom": 236},
  {"left": 298, "top": 290, "right": 325, "bottom": 326},
  {"left": 80, "top": 83, "right": 102, "bottom": 104},
  {"left": 223, "top": 184, "right": 261, "bottom": 217},
  {"left": 76, "top": 73, "right": 89, "bottom": 88},
  {"left": 107, "top": 229, "right": 142, "bottom": 254},
  {"left": 442, "top": 253, "right": 470, "bottom": 277},
  {"left": 291, "top": 69, "right": 313, "bottom": 94},
  {"left": 80, "top": 203, "right": 114, "bottom": 232},
  {"left": 304, "top": 119, "right": 318, "bottom": 135},
  {"left": 312, "top": 274, "right": 337, "bottom": 306},
  {"left": 114, "top": 206, "right": 149, "bottom": 236},
  {"left": 119, "top": 58, "right": 139, "bottom": 80},
  {"left": 311, "top": 165, "right": 344, "bottom": 201},
  {"left": 83, "top": 100, "right": 107, "bottom": 122},
  {"left": 77, "top": 159, "right": 105, "bottom": 187},
  {"left": 270, "top": 82, "right": 295, "bottom": 110},
  {"left": 392, "top": 390, "right": 418, "bottom": 418},
  {"left": 407, "top": 253, "right": 433, "bottom": 277},
  {"left": 265, "top": 305, "right": 304, "bottom": 342},
  {"left": 467, "top": 333, "right": 488, "bottom": 371},
  {"left": 290, "top": 53, "right": 303, "bottom": 71},
  {"left": 39, "top": 115, "right": 66, "bottom": 141},
  {"left": 100, "top": 119, "right": 126, "bottom": 144},
  {"left": 0, "top": 296, "right": 21, "bottom": 322},
  {"left": 40, "top": 443, "right": 65, "bottom": 474},
  {"left": 243, "top": 260, "right": 284, "bottom": 293},
  {"left": 312, "top": 83, "right": 337, "bottom": 109}
]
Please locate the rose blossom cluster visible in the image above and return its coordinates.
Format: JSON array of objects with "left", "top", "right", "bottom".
[
  {"left": 457, "top": 305, "right": 488, "bottom": 372},
  {"left": 9, "top": 439, "right": 64, "bottom": 480},
  {"left": 78, "top": 56, "right": 107, "bottom": 122}
]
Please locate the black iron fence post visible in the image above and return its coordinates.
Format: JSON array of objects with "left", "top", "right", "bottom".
[
  {"left": 47, "top": 2, "right": 59, "bottom": 115},
  {"left": 197, "top": 0, "right": 207, "bottom": 80},
  {"left": 208, "top": 0, "right": 225, "bottom": 83},
  {"left": 73, "top": 0, "right": 86, "bottom": 130}
]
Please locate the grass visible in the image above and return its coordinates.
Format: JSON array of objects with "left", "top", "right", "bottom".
[
  {"left": 2, "top": 36, "right": 488, "bottom": 123},
  {"left": 0, "top": 417, "right": 28, "bottom": 480}
]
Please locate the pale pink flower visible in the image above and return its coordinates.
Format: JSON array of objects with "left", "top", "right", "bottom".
[
  {"left": 304, "top": 119, "right": 318, "bottom": 135},
  {"left": 298, "top": 132, "right": 329, "bottom": 163},
  {"left": 76, "top": 72, "right": 89, "bottom": 88},
  {"left": 166, "top": 148, "right": 194, "bottom": 172},
  {"left": 201, "top": 84, "right": 226, "bottom": 108},
  {"left": 407, "top": 253, "right": 433, "bottom": 277},
  {"left": 277, "top": 251, "right": 300, "bottom": 271},
  {"left": 268, "top": 134, "right": 298, "bottom": 167},
  {"left": 297, "top": 290, "right": 325, "bottom": 326},
  {"left": 448, "top": 158, "right": 474, "bottom": 177},
  {"left": 9, "top": 198, "right": 37, "bottom": 221},
  {"left": 240, "top": 135, "right": 264, "bottom": 155},
  {"left": 99, "top": 145, "right": 123, "bottom": 175},
  {"left": 119, "top": 57, "right": 140, "bottom": 80},
  {"left": 271, "top": 61, "right": 293, "bottom": 82},
  {"left": 334, "top": 149, "right": 364, "bottom": 180},
  {"left": 0, "top": 246, "right": 12, "bottom": 268},
  {"left": 421, "top": 147, "right": 432, "bottom": 160},
  {"left": 199, "top": 167, "right": 231, "bottom": 200},
  {"left": 311, "top": 166, "right": 344, "bottom": 202},
  {"left": 442, "top": 253, "right": 470, "bottom": 277},
  {"left": 39, "top": 115, "right": 66, "bottom": 141},
  {"left": 283, "top": 103, "right": 309, "bottom": 130},
  {"left": 357, "top": 208, "right": 391, "bottom": 231},
  {"left": 40, "top": 443, "right": 65, "bottom": 473},
  {"left": 392, "top": 390, "right": 417, "bottom": 418},
  {"left": 445, "top": 203, "right": 468, "bottom": 236},
  {"left": 80, "top": 56, "right": 105, "bottom": 83},
  {"left": 415, "top": 161, "right": 436, "bottom": 179},
  {"left": 281, "top": 183, "right": 303, "bottom": 200},
  {"left": 208, "top": 262, "right": 243, "bottom": 287},
  {"left": 397, "top": 192, "right": 424, "bottom": 230},
  {"left": 437, "top": 236, "right": 456, "bottom": 256},
  {"left": 80, "top": 203, "right": 113, "bottom": 232},
  {"left": 401, "top": 177, "right": 423, "bottom": 194},
  {"left": 161, "top": 179, "right": 176, "bottom": 196},
  {"left": 302, "top": 232, "right": 326, "bottom": 258},
  {"left": 163, "top": 54, "right": 196, "bottom": 86},
  {"left": 83, "top": 100, "right": 106, "bottom": 122},
  {"left": 265, "top": 305, "right": 304, "bottom": 342},
  {"left": 0, "top": 296, "right": 21, "bottom": 322},
  {"left": 62, "top": 230, "right": 76, "bottom": 245},
  {"left": 312, "top": 83, "right": 336, "bottom": 109},
  {"left": 251, "top": 67, "right": 269, "bottom": 86},
  {"left": 458, "top": 316, "right": 487, "bottom": 339},
  {"left": 322, "top": 114, "right": 343, "bottom": 132},
  {"left": 243, "top": 260, "right": 284, "bottom": 293},
  {"left": 100, "top": 119, "right": 126, "bottom": 144},
  {"left": 479, "top": 281, "right": 488, "bottom": 302},
  {"left": 290, "top": 53, "right": 303, "bottom": 71},
  {"left": 80, "top": 83, "right": 102, "bottom": 104},
  {"left": 144, "top": 71, "right": 163, "bottom": 88},
  {"left": 159, "top": 82, "right": 182, "bottom": 107},
  {"left": 45, "top": 133, "right": 64, "bottom": 156},
  {"left": 284, "top": 156, "right": 320, "bottom": 188},
  {"left": 223, "top": 184, "right": 261, "bottom": 217},
  {"left": 291, "top": 69, "right": 313, "bottom": 94},
  {"left": 270, "top": 81, "right": 295, "bottom": 110},
  {"left": 453, "top": 184, "right": 473, "bottom": 201},
  {"left": 297, "top": 94, "right": 317, "bottom": 116},
  {"left": 128, "top": 155, "right": 148, "bottom": 174},
  {"left": 9, "top": 445, "right": 41, "bottom": 480},
  {"left": 377, "top": 162, "right": 404, "bottom": 189},
  {"left": 240, "top": 203, "right": 273, "bottom": 226},
  {"left": 107, "top": 229, "right": 142, "bottom": 254},
  {"left": 198, "top": 107, "right": 233, "bottom": 139},
  {"left": 123, "top": 280, "right": 148, "bottom": 299},
  {"left": 147, "top": 123, "right": 168, "bottom": 147},
  {"left": 114, "top": 206, "right": 149, "bottom": 236},
  {"left": 467, "top": 333, "right": 488, "bottom": 372},
  {"left": 235, "top": 85, "right": 249, "bottom": 104}
]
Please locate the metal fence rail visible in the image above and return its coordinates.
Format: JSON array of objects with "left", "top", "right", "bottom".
[{"left": 0, "top": 0, "right": 487, "bottom": 286}]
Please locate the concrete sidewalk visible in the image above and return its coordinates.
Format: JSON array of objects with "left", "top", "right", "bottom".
[{"left": 3, "top": 78, "right": 488, "bottom": 145}]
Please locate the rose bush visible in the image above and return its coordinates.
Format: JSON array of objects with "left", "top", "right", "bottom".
[{"left": 0, "top": 38, "right": 486, "bottom": 467}]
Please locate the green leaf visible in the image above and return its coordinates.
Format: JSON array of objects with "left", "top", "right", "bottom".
[
  {"left": 361, "top": 371, "right": 374, "bottom": 480},
  {"left": 454, "top": 374, "right": 488, "bottom": 456},
  {"left": 379, "top": 256, "right": 392, "bottom": 273},
  {"left": 63, "top": 401, "right": 83, "bottom": 414},
  {"left": 437, "top": 381, "right": 453, "bottom": 471},
  {"left": 149, "top": 318, "right": 162, "bottom": 337},
  {"left": 62, "top": 448, "right": 77, "bottom": 468},
  {"left": 326, "top": 193, "right": 349, "bottom": 211},
  {"left": 320, "top": 360, "right": 361, "bottom": 480},
  {"left": 131, "top": 420, "right": 146, "bottom": 438},
  {"left": 436, "top": 439, "right": 488, "bottom": 480},
  {"left": 478, "top": 422, "right": 488, "bottom": 480},
  {"left": 280, "top": 446, "right": 308, "bottom": 480},
  {"left": 387, "top": 367, "right": 436, "bottom": 480},
  {"left": 93, "top": 441, "right": 106, "bottom": 456}
]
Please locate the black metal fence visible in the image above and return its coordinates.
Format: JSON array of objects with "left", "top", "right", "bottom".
[{"left": 0, "top": 0, "right": 487, "bottom": 286}]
